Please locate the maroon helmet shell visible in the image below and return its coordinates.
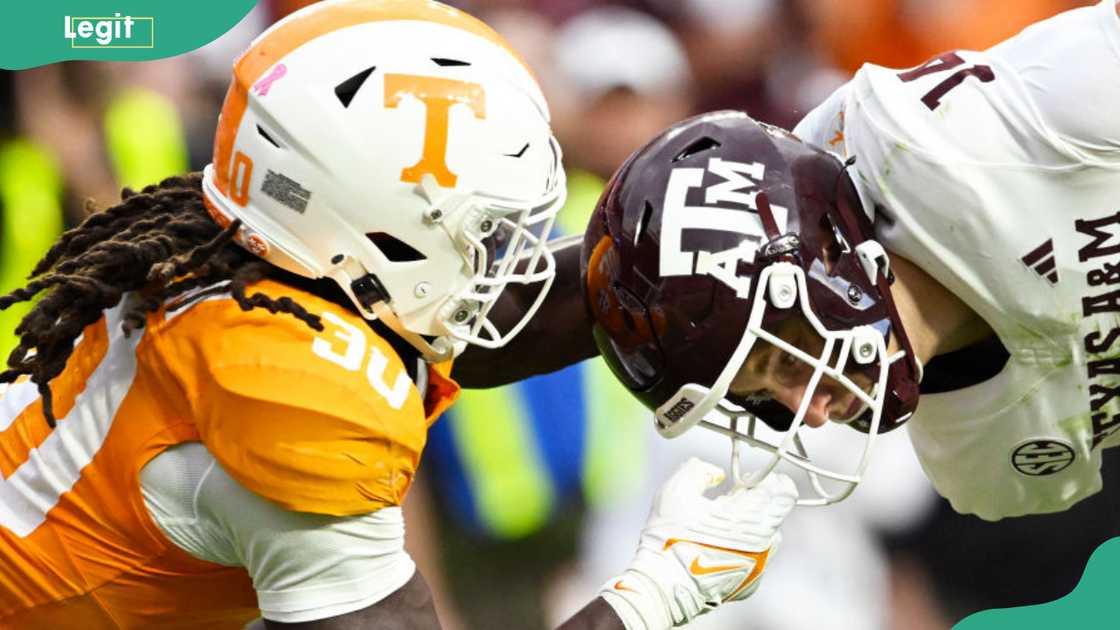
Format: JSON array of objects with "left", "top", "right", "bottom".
[{"left": 581, "top": 111, "right": 921, "bottom": 434}]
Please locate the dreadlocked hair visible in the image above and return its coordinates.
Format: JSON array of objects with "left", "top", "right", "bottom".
[{"left": 0, "top": 172, "right": 325, "bottom": 428}]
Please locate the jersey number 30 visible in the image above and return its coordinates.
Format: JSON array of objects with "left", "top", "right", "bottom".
[
  {"left": 312, "top": 312, "right": 411, "bottom": 410},
  {"left": 898, "top": 52, "right": 996, "bottom": 111}
]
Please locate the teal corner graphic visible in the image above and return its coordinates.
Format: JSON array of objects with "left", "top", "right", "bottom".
[
  {"left": 954, "top": 536, "right": 1120, "bottom": 629},
  {"left": 2, "top": 1, "right": 257, "bottom": 70}
]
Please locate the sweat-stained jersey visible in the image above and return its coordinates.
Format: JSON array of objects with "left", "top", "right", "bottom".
[
  {"left": 794, "top": 0, "right": 1120, "bottom": 520},
  {"left": 0, "top": 279, "right": 458, "bottom": 628}
]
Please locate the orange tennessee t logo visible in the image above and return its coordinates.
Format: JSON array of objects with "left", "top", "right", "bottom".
[{"left": 383, "top": 73, "right": 486, "bottom": 188}]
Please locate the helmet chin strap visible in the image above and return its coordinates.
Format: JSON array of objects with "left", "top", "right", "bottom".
[
  {"left": 369, "top": 301, "right": 458, "bottom": 362},
  {"left": 831, "top": 182, "right": 922, "bottom": 424},
  {"left": 329, "top": 263, "right": 459, "bottom": 363}
]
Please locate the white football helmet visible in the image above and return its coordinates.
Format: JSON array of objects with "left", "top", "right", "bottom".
[{"left": 202, "top": 0, "right": 565, "bottom": 361}]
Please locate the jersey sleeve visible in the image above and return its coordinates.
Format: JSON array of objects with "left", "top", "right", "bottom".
[
  {"left": 141, "top": 442, "right": 416, "bottom": 624},
  {"left": 792, "top": 81, "right": 880, "bottom": 221},
  {"left": 792, "top": 81, "right": 851, "bottom": 155},
  {"left": 151, "top": 282, "right": 430, "bottom": 516}
]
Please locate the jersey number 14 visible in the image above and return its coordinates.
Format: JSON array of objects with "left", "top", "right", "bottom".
[{"left": 897, "top": 52, "right": 996, "bottom": 111}]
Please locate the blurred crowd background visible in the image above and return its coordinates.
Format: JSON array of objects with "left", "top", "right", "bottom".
[{"left": 1, "top": 1, "right": 1117, "bottom": 629}]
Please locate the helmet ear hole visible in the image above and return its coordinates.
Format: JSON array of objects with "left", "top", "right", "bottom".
[{"left": 367, "top": 232, "right": 427, "bottom": 262}]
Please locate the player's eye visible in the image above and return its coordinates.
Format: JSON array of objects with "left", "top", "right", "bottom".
[
  {"left": 776, "top": 350, "right": 801, "bottom": 378},
  {"left": 772, "top": 349, "right": 807, "bottom": 389}
]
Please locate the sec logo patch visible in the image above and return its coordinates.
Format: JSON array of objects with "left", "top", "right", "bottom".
[{"left": 1010, "top": 439, "right": 1076, "bottom": 476}]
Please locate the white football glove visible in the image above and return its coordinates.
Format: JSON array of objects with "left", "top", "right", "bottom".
[{"left": 601, "top": 458, "right": 798, "bottom": 630}]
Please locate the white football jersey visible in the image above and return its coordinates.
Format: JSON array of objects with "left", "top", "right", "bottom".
[{"left": 794, "top": 0, "right": 1120, "bottom": 520}]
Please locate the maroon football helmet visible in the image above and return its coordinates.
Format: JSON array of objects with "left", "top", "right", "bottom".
[{"left": 582, "top": 111, "right": 921, "bottom": 504}]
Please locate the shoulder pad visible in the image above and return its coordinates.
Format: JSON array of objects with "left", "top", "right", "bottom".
[{"left": 151, "top": 279, "right": 427, "bottom": 515}]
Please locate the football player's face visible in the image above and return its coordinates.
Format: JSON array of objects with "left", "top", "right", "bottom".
[{"left": 729, "top": 316, "right": 876, "bottom": 428}]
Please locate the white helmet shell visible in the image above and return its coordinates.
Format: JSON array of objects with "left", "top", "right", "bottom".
[{"left": 203, "top": 0, "right": 565, "bottom": 360}]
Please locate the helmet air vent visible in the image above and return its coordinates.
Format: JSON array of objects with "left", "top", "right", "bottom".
[
  {"left": 634, "top": 201, "right": 654, "bottom": 245},
  {"left": 504, "top": 142, "right": 530, "bottom": 158},
  {"left": 673, "top": 136, "right": 721, "bottom": 162},
  {"left": 256, "top": 125, "right": 282, "bottom": 148},
  {"left": 367, "top": 232, "right": 427, "bottom": 262},
  {"left": 334, "top": 66, "right": 377, "bottom": 108},
  {"left": 432, "top": 57, "right": 470, "bottom": 67}
]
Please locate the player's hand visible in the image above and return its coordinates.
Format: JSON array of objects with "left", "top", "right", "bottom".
[{"left": 600, "top": 458, "right": 798, "bottom": 630}]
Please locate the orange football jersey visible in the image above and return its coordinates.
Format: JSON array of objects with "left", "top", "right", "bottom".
[{"left": 0, "top": 279, "right": 458, "bottom": 628}]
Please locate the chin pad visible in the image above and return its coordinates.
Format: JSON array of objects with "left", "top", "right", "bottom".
[{"left": 724, "top": 394, "right": 795, "bottom": 432}]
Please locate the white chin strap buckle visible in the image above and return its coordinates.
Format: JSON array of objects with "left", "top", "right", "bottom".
[
  {"left": 851, "top": 326, "right": 880, "bottom": 365},
  {"left": 855, "top": 240, "right": 890, "bottom": 283},
  {"left": 767, "top": 263, "right": 798, "bottom": 309}
]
